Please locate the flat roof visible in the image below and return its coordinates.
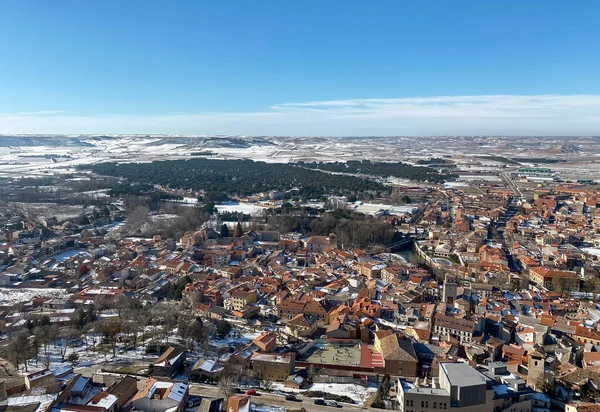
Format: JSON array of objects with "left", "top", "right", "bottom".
[
  {"left": 401, "top": 381, "right": 449, "bottom": 397},
  {"left": 251, "top": 353, "right": 292, "bottom": 364},
  {"left": 300, "top": 342, "right": 362, "bottom": 367},
  {"left": 441, "top": 362, "right": 488, "bottom": 387}
]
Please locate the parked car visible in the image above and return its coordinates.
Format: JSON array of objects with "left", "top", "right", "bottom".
[
  {"left": 314, "top": 399, "right": 326, "bottom": 405},
  {"left": 246, "top": 390, "right": 257, "bottom": 396},
  {"left": 285, "top": 394, "right": 297, "bottom": 401},
  {"left": 326, "top": 400, "right": 339, "bottom": 407}
]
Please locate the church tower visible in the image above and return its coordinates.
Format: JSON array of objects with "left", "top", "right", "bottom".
[
  {"left": 527, "top": 350, "right": 545, "bottom": 391},
  {"left": 442, "top": 274, "right": 458, "bottom": 304},
  {"left": 328, "top": 232, "right": 338, "bottom": 248}
]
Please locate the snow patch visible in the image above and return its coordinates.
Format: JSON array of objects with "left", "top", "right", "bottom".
[{"left": 0, "top": 288, "right": 70, "bottom": 306}]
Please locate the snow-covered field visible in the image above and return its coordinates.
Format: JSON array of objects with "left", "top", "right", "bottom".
[
  {"left": 0, "top": 288, "right": 70, "bottom": 306},
  {"left": 25, "top": 331, "right": 169, "bottom": 373},
  {"left": 150, "top": 214, "right": 180, "bottom": 221},
  {"left": 10, "top": 203, "right": 92, "bottom": 221},
  {"left": 3, "top": 136, "right": 600, "bottom": 181},
  {"left": 215, "top": 202, "right": 267, "bottom": 216}
]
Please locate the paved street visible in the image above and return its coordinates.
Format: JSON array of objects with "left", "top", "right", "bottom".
[
  {"left": 189, "top": 383, "right": 371, "bottom": 412},
  {"left": 500, "top": 171, "right": 524, "bottom": 199}
]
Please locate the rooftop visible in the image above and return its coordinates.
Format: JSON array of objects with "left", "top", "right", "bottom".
[
  {"left": 300, "top": 341, "right": 362, "bottom": 367},
  {"left": 441, "top": 362, "right": 488, "bottom": 387},
  {"left": 401, "top": 380, "right": 450, "bottom": 397},
  {"left": 251, "top": 352, "right": 293, "bottom": 364}
]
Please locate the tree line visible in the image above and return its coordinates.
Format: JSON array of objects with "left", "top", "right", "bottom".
[
  {"left": 81, "top": 158, "right": 389, "bottom": 200},
  {"left": 265, "top": 208, "right": 398, "bottom": 248},
  {"left": 299, "top": 160, "right": 456, "bottom": 183}
]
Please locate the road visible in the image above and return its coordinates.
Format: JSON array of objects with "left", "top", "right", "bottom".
[
  {"left": 189, "top": 384, "right": 371, "bottom": 412},
  {"left": 500, "top": 172, "right": 524, "bottom": 199}
]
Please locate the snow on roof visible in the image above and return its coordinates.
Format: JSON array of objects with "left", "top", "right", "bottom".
[
  {"left": 88, "top": 393, "right": 118, "bottom": 409},
  {"left": 167, "top": 383, "right": 187, "bottom": 403},
  {"left": 72, "top": 376, "right": 90, "bottom": 393},
  {"left": 142, "top": 380, "right": 188, "bottom": 404},
  {"left": 0, "top": 394, "right": 57, "bottom": 407},
  {"left": 51, "top": 366, "right": 73, "bottom": 376},
  {"left": 28, "top": 369, "right": 54, "bottom": 382},
  {"left": 200, "top": 360, "right": 223, "bottom": 373}
]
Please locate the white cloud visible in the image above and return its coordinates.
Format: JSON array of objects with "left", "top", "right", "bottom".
[
  {"left": 0, "top": 110, "right": 65, "bottom": 116},
  {"left": 0, "top": 95, "right": 599, "bottom": 135}
]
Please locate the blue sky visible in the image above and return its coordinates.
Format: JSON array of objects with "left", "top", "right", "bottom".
[{"left": 1, "top": 0, "right": 599, "bottom": 135}]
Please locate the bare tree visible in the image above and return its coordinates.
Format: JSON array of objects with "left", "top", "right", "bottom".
[
  {"left": 218, "top": 361, "right": 240, "bottom": 400},
  {"left": 177, "top": 314, "right": 208, "bottom": 350},
  {"left": 56, "top": 327, "right": 80, "bottom": 362},
  {"left": 135, "top": 308, "right": 152, "bottom": 352},
  {"left": 186, "top": 291, "right": 203, "bottom": 309},
  {"left": 98, "top": 318, "right": 123, "bottom": 357},
  {"left": 160, "top": 305, "right": 180, "bottom": 343},
  {"left": 2, "top": 332, "right": 36, "bottom": 371},
  {"left": 126, "top": 205, "right": 150, "bottom": 233},
  {"left": 552, "top": 277, "right": 578, "bottom": 298}
]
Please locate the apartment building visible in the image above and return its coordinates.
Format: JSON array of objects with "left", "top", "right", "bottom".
[
  {"left": 398, "top": 362, "right": 533, "bottom": 412},
  {"left": 250, "top": 352, "right": 295, "bottom": 382},
  {"left": 434, "top": 314, "right": 481, "bottom": 344}
]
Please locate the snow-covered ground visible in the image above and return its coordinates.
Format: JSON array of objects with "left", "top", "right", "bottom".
[
  {"left": 215, "top": 202, "right": 267, "bottom": 216},
  {"left": 581, "top": 247, "right": 600, "bottom": 257},
  {"left": 309, "top": 383, "right": 378, "bottom": 403},
  {"left": 270, "top": 382, "right": 377, "bottom": 404},
  {"left": 20, "top": 324, "right": 264, "bottom": 373},
  {"left": 30, "top": 337, "right": 107, "bottom": 370},
  {"left": 9, "top": 203, "right": 92, "bottom": 221},
  {"left": 251, "top": 404, "right": 285, "bottom": 412},
  {"left": 150, "top": 214, "right": 180, "bottom": 221},
  {"left": 25, "top": 332, "right": 167, "bottom": 372},
  {"left": 0, "top": 288, "right": 70, "bottom": 306},
  {"left": 209, "top": 330, "right": 262, "bottom": 348}
]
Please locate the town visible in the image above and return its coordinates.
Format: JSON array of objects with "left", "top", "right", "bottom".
[{"left": 0, "top": 150, "right": 599, "bottom": 412}]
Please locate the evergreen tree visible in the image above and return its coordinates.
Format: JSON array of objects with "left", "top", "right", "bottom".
[
  {"left": 220, "top": 224, "right": 230, "bottom": 238},
  {"left": 233, "top": 222, "right": 243, "bottom": 237}
]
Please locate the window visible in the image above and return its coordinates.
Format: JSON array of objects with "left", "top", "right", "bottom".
[
  {"left": 433, "top": 402, "right": 436, "bottom": 408},
  {"left": 422, "top": 401, "right": 425, "bottom": 408}
]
